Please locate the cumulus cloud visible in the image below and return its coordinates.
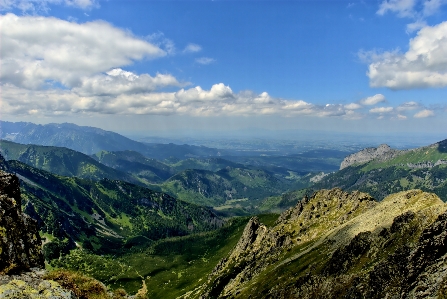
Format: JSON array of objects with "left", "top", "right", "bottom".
[
  {"left": 414, "top": 109, "right": 435, "bottom": 117},
  {"left": 363, "top": 21, "right": 447, "bottom": 89},
  {"left": 0, "top": 14, "right": 166, "bottom": 89},
  {"left": 175, "top": 83, "right": 233, "bottom": 103},
  {"left": 370, "top": 107, "right": 394, "bottom": 113},
  {"left": 183, "top": 43, "right": 202, "bottom": 53},
  {"left": 0, "top": 82, "right": 371, "bottom": 118},
  {"left": 196, "top": 57, "right": 216, "bottom": 65},
  {"left": 360, "top": 94, "right": 386, "bottom": 105},
  {"left": 73, "top": 68, "right": 188, "bottom": 96}
]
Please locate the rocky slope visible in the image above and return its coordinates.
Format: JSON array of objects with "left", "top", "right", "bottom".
[
  {"left": 183, "top": 188, "right": 447, "bottom": 298},
  {"left": 340, "top": 144, "right": 403, "bottom": 170},
  {"left": 0, "top": 170, "right": 43, "bottom": 274}
]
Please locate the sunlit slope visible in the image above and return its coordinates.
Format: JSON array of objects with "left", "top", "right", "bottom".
[{"left": 187, "top": 188, "right": 447, "bottom": 298}]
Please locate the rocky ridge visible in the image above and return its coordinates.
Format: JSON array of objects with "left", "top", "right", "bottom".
[
  {"left": 0, "top": 169, "right": 44, "bottom": 274},
  {"left": 340, "top": 144, "right": 403, "bottom": 170},
  {"left": 184, "top": 188, "right": 447, "bottom": 298}
]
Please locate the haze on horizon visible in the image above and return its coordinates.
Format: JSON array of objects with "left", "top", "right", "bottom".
[{"left": 0, "top": 0, "right": 446, "bottom": 137}]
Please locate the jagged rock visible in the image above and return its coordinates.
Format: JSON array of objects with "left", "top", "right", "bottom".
[
  {"left": 340, "top": 144, "right": 403, "bottom": 170},
  {"left": 0, "top": 169, "right": 44, "bottom": 274}
]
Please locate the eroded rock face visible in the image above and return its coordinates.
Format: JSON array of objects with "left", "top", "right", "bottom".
[
  {"left": 0, "top": 170, "right": 44, "bottom": 274},
  {"left": 340, "top": 144, "right": 403, "bottom": 170}
]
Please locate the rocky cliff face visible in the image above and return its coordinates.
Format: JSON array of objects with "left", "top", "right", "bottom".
[
  {"left": 184, "top": 188, "right": 447, "bottom": 299},
  {"left": 340, "top": 144, "right": 403, "bottom": 170},
  {"left": 0, "top": 169, "right": 44, "bottom": 274}
]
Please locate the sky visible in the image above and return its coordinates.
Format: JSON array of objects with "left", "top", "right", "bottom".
[{"left": 0, "top": 0, "right": 446, "bottom": 137}]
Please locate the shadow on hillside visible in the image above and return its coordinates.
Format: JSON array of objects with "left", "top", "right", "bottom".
[{"left": 437, "top": 139, "right": 447, "bottom": 153}]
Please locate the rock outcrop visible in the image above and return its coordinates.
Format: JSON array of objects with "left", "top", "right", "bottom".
[
  {"left": 0, "top": 169, "right": 44, "bottom": 274},
  {"left": 340, "top": 144, "right": 403, "bottom": 170},
  {"left": 0, "top": 268, "right": 76, "bottom": 298}
]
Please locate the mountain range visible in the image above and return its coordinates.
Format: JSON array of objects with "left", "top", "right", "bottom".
[{"left": 1, "top": 120, "right": 447, "bottom": 298}]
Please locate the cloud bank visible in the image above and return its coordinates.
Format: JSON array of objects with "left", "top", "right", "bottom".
[{"left": 0, "top": 14, "right": 439, "bottom": 122}]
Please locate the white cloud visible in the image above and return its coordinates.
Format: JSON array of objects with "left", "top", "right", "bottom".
[
  {"left": 195, "top": 57, "right": 216, "bottom": 65},
  {"left": 0, "top": 0, "right": 97, "bottom": 12},
  {"left": 370, "top": 107, "right": 394, "bottom": 113},
  {"left": 0, "top": 14, "right": 166, "bottom": 89},
  {"left": 397, "top": 114, "right": 408, "bottom": 119},
  {"left": 183, "top": 43, "right": 202, "bottom": 53},
  {"left": 377, "top": 0, "right": 417, "bottom": 17},
  {"left": 73, "top": 68, "right": 188, "bottom": 96},
  {"left": 414, "top": 109, "right": 435, "bottom": 117},
  {"left": 345, "top": 103, "right": 362, "bottom": 110},
  {"left": 364, "top": 21, "right": 447, "bottom": 89},
  {"left": 360, "top": 94, "right": 386, "bottom": 105}
]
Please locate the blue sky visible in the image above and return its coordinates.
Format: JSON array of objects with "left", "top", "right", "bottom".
[{"left": 0, "top": 0, "right": 446, "bottom": 136}]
